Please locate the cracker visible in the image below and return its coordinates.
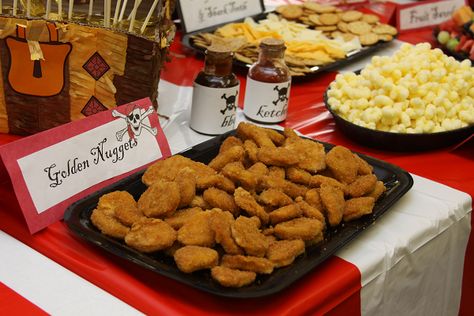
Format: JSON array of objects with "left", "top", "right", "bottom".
[
  {"left": 372, "top": 23, "right": 397, "bottom": 35},
  {"left": 314, "top": 5, "right": 336, "bottom": 14},
  {"left": 341, "top": 10, "right": 363, "bottom": 22},
  {"left": 280, "top": 5, "right": 303, "bottom": 20},
  {"left": 302, "top": 2, "right": 320, "bottom": 12},
  {"left": 348, "top": 21, "right": 372, "bottom": 35},
  {"left": 316, "top": 25, "right": 337, "bottom": 31},
  {"left": 377, "top": 34, "right": 393, "bottom": 42},
  {"left": 337, "top": 21, "right": 349, "bottom": 32},
  {"left": 362, "top": 14, "right": 380, "bottom": 24},
  {"left": 359, "top": 33, "right": 379, "bottom": 46},
  {"left": 319, "top": 13, "right": 339, "bottom": 25},
  {"left": 308, "top": 14, "right": 324, "bottom": 26},
  {"left": 342, "top": 33, "right": 356, "bottom": 42},
  {"left": 331, "top": 31, "right": 343, "bottom": 38}
]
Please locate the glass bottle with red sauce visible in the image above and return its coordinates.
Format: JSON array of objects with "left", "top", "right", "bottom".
[
  {"left": 190, "top": 45, "right": 240, "bottom": 135},
  {"left": 243, "top": 38, "right": 291, "bottom": 123}
]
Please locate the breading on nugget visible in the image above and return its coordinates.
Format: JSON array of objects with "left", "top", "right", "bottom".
[
  {"left": 221, "top": 162, "right": 258, "bottom": 191},
  {"left": 203, "top": 187, "right": 239, "bottom": 216},
  {"left": 219, "top": 136, "right": 243, "bottom": 153},
  {"left": 174, "top": 245, "right": 218, "bottom": 273},
  {"left": 138, "top": 180, "right": 181, "bottom": 218},
  {"left": 260, "top": 175, "right": 308, "bottom": 199},
  {"left": 295, "top": 197, "right": 325, "bottom": 223},
  {"left": 304, "top": 188, "right": 324, "bottom": 213},
  {"left": 259, "top": 189, "right": 293, "bottom": 207},
  {"left": 165, "top": 207, "right": 203, "bottom": 230},
  {"left": 115, "top": 205, "right": 144, "bottom": 227},
  {"left": 266, "top": 239, "right": 305, "bottom": 267},
  {"left": 231, "top": 216, "right": 268, "bottom": 257},
  {"left": 347, "top": 174, "right": 377, "bottom": 198},
  {"left": 274, "top": 218, "right": 324, "bottom": 241},
  {"left": 343, "top": 197, "right": 375, "bottom": 222},
  {"left": 236, "top": 122, "right": 275, "bottom": 148},
  {"left": 309, "top": 175, "right": 347, "bottom": 193},
  {"left": 96, "top": 191, "right": 142, "bottom": 227},
  {"left": 257, "top": 146, "right": 299, "bottom": 167},
  {"left": 325, "top": 146, "right": 359, "bottom": 184},
  {"left": 91, "top": 208, "right": 129, "bottom": 239},
  {"left": 243, "top": 140, "right": 259, "bottom": 164},
  {"left": 209, "top": 146, "right": 245, "bottom": 171},
  {"left": 196, "top": 174, "right": 235, "bottom": 193},
  {"left": 234, "top": 187, "right": 269, "bottom": 224},
  {"left": 269, "top": 204, "right": 303, "bottom": 225},
  {"left": 142, "top": 155, "right": 215, "bottom": 186},
  {"left": 211, "top": 266, "right": 256, "bottom": 288},
  {"left": 177, "top": 211, "right": 215, "bottom": 247},
  {"left": 284, "top": 139, "right": 326, "bottom": 173},
  {"left": 221, "top": 255, "right": 274, "bottom": 274},
  {"left": 286, "top": 167, "right": 312, "bottom": 185},
  {"left": 320, "top": 184, "right": 345, "bottom": 227},
  {"left": 190, "top": 195, "right": 211, "bottom": 209},
  {"left": 176, "top": 168, "right": 196, "bottom": 207},
  {"left": 209, "top": 210, "right": 243, "bottom": 255},
  {"left": 366, "top": 181, "right": 386, "bottom": 200},
  {"left": 247, "top": 162, "right": 269, "bottom": 177},
  {"left": 265, "top": 129, "right": 285, "bottom": 146},
  {"left": 124, "top": 218, "right": 176, "bottom": 253},
  {"left": 268, "top": 166, "right": 286, "bottom": 179},
  {"left": 353, "top": 154, "right": 373, "bottom": 175},
  {"left": 283, "top": 127, "right": 300, "bottom": 144}
]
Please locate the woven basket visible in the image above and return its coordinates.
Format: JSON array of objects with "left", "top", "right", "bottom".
[{"left": 0, "top": 0, "right": 176, "bottom": 135}]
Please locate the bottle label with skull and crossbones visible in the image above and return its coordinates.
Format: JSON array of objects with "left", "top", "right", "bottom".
[
  {"left": 190, "top": 82, "right": 240, "bottom": 135},
  {"left": 243, "top": 78, "right": 291, "bottom": 123}
]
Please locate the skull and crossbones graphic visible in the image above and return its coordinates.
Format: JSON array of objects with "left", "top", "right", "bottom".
[
  {"left": 112, "top": 105, "right": 157, "bottom": 141},
  {"left": 220, "top": 91, "right": 238, "bottom": 115},
  {"left": 273, "top": 84, "right": 290, "bottom": 105}
]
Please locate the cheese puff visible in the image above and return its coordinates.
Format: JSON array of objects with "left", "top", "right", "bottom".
[
  {"left": 234, "top": 187, "right": 269, "bottom": 224},
  {"left": 125, "top": 218, "right": 176, "bottom": 253},
  {"left": 209, "top": 146, "right": 245, "bottom": 171}
]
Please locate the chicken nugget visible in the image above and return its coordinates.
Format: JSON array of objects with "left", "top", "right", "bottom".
[
  {"left": 177, "top": 211, "right": 215, "bottom": 247},
  {"left": 295, "top": 197, "right": 325, "bottom": 223},
  {"left": 165, "top": 207, "right": 203, "bottom": 230},
  {"left": 325, "top": 146, "right": 359, "bottom": 184},
  {"left": 190, "top": 195, "right": 211, "bottom": 209},
  {"left": 347, "top": 174, "right": 377, "bottom": 197},
  {"left": 344, "top": 197, "right": 375, "bottom": 221},
  {"left": 304, "top": 188, "right": 324, "bottom": 213},
  {"left": 265, "top": 129, "right": 285, "bottom": 146},
  {"left": 247, "top": 162, "right": 269, "bottom": 177},
  {"left": 236, "top": 122, "right": 275, "bottom": 148},
  {"left": 366, "top": 180, "right": 386, "bottom": 200},
  {"left": 138, "top": 180, "right": 180, "bottom": 217},
  {"left": 196, "top": 174, "right": 235, "bottom": 193},
  {"left": 260, "top": 175, "right": 308, "bottom": 199},
  {"left": 176, "top": 167, "right": 196, "bottom": 207},
  {"left": 286, "top": 167, "right": 312, "bottom": 185},
  {"left": 266, "top": 239, "right": 305, "bottom": 267},
  {"left": 221, "top": 255, "right": 274, "bottom": 274},
  {"left": 234, "top": 187, "right": 269, "bottom": 224},
  {"left": 115, "top": 205, "right": 144, "bottom": 227},
  {"left": 97, "top": 191, "right": 137, "bottom": 212},
  {"left": 125, "top": 218, "right": 176, "bottom": 253},
  {"left": 269, "top": 204, "right": 303, "bottom": 225},
  {"left": 174, "top": 245, "right": 218, "bottom": 273},
  {"left": 219, "top": 136, "right": 243, "bottom": 153},
  {"left": 268, "top": 166, "right": 286, "bottom": 179},
  {"left": 259, "top": 189, "right": 293, "bottom": 207},
  {"left": 274, "top": 218, "right": 324, "bottom": 241},
  {"left": 209, "top": 210, "right": 243, "bottom": 255},
  {"left": 257, "top": 147, "right": 299, "bottom": 167},
  {"left": 203, "top": 187, "right": 239, "bottom": 216},
  {"left": 305, "top": 231, "right": 324, "bottom": 247},
  {"left": 320, "top": 184, "right": 345, "bottom": 227},
  {"left": 309, "top": 175, "right": 347, "bottom": 193},
  {"left": 243, "top": 140, "right": 259, "bottom": 164},
  {"left": 353, "top": 154, "right": 373, "bottom": 175},
  {"left": 221, "top": 162, "right": 258, "bottom": 191},
  {"left": 209, "top": 146, "right": 245, "bottom": 171},
  {"left": 91, "top": 208, "right": 129, "bottom": 239},
  {"left": 211, "top": 266, "right": 256, "bottom": 287},
  {"left": 142, "top": 155, "right": 215, "bottom": 186},
  {"left": 285, "top": 139, "right": 326, "bottom": 173},
  {"left": 231, "top": 216, "right": 268, "bottom": 257}
]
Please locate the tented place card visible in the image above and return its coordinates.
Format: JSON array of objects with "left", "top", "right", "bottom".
[
  {"left": 178, "top": 0, "right": 265, "bottom": 33},
  {"left": 396, "top": 0, "right": 466, "bottom": 32},
  {"left": 0, "top": 98, "right": 171, "bottom": 233}
]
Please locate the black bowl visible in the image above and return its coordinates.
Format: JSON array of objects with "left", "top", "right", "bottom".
[{"left": 324, "top": 89, "right": 474, "bottom": 152}]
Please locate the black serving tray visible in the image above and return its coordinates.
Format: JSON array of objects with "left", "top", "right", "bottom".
[
  {"left": 64, "top": 130, "right": 413, "bottom": 298},
  {"left": 324, "top": 89, "right": 474, "bottom": 151},
  {"left": 181, "top": 13, "right": 396, "bottom": 80}
]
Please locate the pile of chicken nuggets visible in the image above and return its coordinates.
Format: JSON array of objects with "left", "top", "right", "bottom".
[{"left": 91, "top": 122, "right": 386, "bottom": 288}]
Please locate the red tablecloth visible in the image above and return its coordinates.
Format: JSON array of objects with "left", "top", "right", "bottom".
[{"left": 0, "top": 27, "right": 472, "bottom": 315}]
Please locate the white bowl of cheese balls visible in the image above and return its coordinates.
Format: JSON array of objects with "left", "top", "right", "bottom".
[{"left": 325, "top": 43, "right": 474, "bottom": 151}]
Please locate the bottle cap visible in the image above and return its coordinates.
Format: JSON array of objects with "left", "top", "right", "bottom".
[
  {"left": 259, "top": 38, "right": 286, "bottom": 50},
  {"left": 206, "top": 44, "right": 234, "bottom": 58}
]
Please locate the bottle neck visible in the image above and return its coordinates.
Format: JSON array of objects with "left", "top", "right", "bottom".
[
  {"left": 257, "top": 49, "right": 286, "bottom": 68},
  {"left": 204, "top": 56, "right": 233, "bottom": 77}
]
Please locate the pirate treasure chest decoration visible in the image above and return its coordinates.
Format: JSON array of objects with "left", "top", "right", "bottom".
[{"left": 0, "top": 0, "right": 176, "bottom": 135}]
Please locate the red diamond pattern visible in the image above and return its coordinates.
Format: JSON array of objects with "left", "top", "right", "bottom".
[
  {"left": 81, "top": 96, "right": 107, "bottom": 116},
  {"left": 83, "top": 52, "right": 110, "bottom": 80}
]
